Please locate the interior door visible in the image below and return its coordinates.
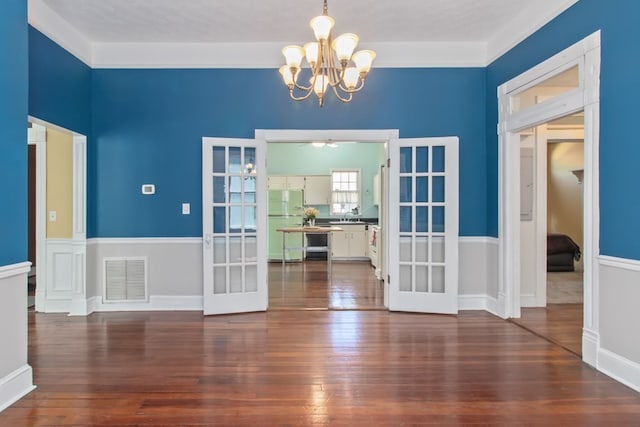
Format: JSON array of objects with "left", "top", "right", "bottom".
[
  {"left": 202, "top": 137, "right": 267, "bottom": 315},
  {"left": 388, "top": 137, "right": 459, "bottom": 313}
]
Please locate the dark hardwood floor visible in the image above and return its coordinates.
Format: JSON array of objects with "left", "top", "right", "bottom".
[
  {"left": 511, "top": 303, "right": 583, "bottom": 356},
  {"left": 2, "top": 308, "right": 640, "bottom": 425},
  {"left": 269, "top": 260, "right": 384, "bottom": 310},
  {"left": 4, "top": 264, "right": 638, "bottom": 424}
]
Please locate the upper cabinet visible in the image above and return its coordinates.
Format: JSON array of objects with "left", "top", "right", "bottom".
[
  {"left": 304, "top": 175, "right": 331, "bottom": 205},
  {"left": 267, "top": 175, "right": 305, "bottom": 190},
  {"left": 268, "top": 175, "right": 331, "bottom": 206}
]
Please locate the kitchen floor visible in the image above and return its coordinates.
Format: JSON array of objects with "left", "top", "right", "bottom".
[{"left": 268, "top": 261, "right": 384, "bottom": 310}]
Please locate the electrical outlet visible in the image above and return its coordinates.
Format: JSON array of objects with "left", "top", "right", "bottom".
[{"left": 182, "top": 203, "right": 190, "bottom": 215}]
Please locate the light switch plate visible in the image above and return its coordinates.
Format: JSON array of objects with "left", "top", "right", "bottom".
[
  {"left": 182, "top": 203, "right": 190, "bottom": 215},
  {"left": 49, "top": 211, "right": 57, "bottom": 222},
  {"left": 141, "top": 184, "right": 155, "bottom": 195}
]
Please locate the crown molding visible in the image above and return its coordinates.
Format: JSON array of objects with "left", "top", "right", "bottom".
[
  {"left": 91, "top": 41, "right": 487, "bottom": 69},
  {"left": 486, "top": 0, "right": 579, "bottom": 64},
  {"left": 28, "top": 0, "right": 93, "bottom": 65},
  {"left": 29, "top": 0, "right": 577, "bottom": 69}
]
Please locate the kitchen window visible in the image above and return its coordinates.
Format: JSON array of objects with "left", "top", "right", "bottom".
[{"left": 331, "top": 169, "right": 360, "bottom": 216}]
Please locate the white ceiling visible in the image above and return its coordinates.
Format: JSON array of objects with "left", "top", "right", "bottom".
[{"left": 29, "top": 0, "right": 578, "bottom": 68}]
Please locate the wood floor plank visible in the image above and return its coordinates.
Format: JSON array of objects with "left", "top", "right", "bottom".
[
  {"left": 512, "top": 303, "right": 583, "bottom": 356},
  {"left": 268, "top": 261, "right": 384, "bottom": 310},
  {"left": 2, "top": 309, "right": 639, "bottom": 425}
]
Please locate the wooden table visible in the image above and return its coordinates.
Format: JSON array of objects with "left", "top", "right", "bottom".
[{"left": 276, "top": 226, "right": 343, "bottom": 273}]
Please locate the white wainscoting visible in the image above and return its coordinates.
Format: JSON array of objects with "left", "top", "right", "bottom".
[
  {"left": 0, "top": 262, "right": 35, "bottom": 412},
  {"left": 87, "top": 238, "right": 204, "bottom": 313},
  {"left": 458, "top": 237, "right": 500, "bottom": 315},
  {"left": 39, "top": 239, "right": 74, "bottom": 313},
  {"left": 86, "top": 236, "right": 500, "bottom": 314},
  {"left": 596, "top": 255, "right": 640, "bottom": 392}
]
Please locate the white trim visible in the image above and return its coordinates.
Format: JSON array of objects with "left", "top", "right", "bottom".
[
  {"left": 88, "top": 237, "right": 203, "bottom": 246},
  {"left": 0, "top": 262, "right": 31, "bottom": 280},
  {"left": 582, "top": 327, "right": 599, "bottom": 368},
  {"left": 498, "top": 31, "right": 600, "bottom": 322},
  {"left": 256, "top": 129, "right": 399, "bottom": 143},
  {"left": 486, "top": 0, "right": 579, "bottom": 64},
  {"left": 89, "top": 295, "right": 203, "bottom": 312},
  {"left": 497, "top": 32, "right": 601, "bottom": 373},
  {"left": 599, "top": 255, "right": 640, "bottom": 272},
  {"left": 28, "top": 0, "right": 93, "bottom": 65},
  {"left": 597, "top": 348, "right": 640, "bottom": 393},
  {"left": 91, "top": 41, "right": 488, "bottom": 69},
  {"left": 0, "top": 365, "right": 35, "bottom": 413},
  {"left": 458, "top": 295, "right": 501, "bottom": 318},
  {"left": 33, "top": 123, "right": 47, "bottom": 312},
  {"left": 459, "top": 236, "right": 499, "bottom": 245},
  {"left": 28, "top": 1, "right": 576, "bottom": 69}
]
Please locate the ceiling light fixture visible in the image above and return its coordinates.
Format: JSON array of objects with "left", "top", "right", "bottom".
[{"left": 279, "top": 0, "right": 376, "bottom": 107}]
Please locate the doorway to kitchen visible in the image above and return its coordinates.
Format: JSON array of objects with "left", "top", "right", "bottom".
[
  {"left": 202, "top": 130, "right": 459, "bottom": 315},
  {"left": 265, "top": 140, "right": 386, "bottom": 310}
]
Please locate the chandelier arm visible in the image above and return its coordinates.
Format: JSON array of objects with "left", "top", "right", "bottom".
[
  {"left": 337, "top": 78, "right": 366, "bottom": 93},
  {"left": 331, "top": 85, "right": 353, "bottom": 103},
  {"left": 289, "top": 87, "right": 316, "bottom": 101},
  {"left": 293, "top": 80, "right": 313, "bottom": 91}
]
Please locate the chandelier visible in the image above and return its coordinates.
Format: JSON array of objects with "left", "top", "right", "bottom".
[{"left": 279, "top": 0, "right": 376, "bottom": 107}]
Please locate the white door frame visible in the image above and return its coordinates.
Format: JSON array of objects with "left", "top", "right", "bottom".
[
  {"left": 255, "top": 129, "right": 399, "bottom": 307},
  {"left": 497, "top": 31, "right": 601, "bottom": 366},
  {"left": 28, "top": 117, "right": 88, "bottom": 315}
]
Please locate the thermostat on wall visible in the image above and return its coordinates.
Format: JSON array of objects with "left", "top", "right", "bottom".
[{"left": 141, "top": 184, "right": 155, "bottom": 195}]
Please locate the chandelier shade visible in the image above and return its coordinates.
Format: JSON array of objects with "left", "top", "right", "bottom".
[{"left": 279, "top": 0, "right": 376, "bottom": 107}]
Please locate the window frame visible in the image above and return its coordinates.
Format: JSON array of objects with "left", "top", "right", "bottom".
[{"left": 330, "top": 168, "right": 361, "bottom": 216}]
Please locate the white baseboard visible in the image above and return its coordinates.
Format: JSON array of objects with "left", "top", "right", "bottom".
[
  {"left": 37, "top": 299, "right": 71, "bottom": 313},
  {"left": 89, "top": 295, "right": 203, "bottom": 312},
  {"left": 598, "top": 347, "right": 640, "bottom": 392},
  {"left": 458, "top": 294, "right": 489, "bottom": 310},
  {"left": 0, "top": 364, "right": 35, "bottom": 412},
  {"left": 458, "top": 294, "right": 501, "bottom": 319},
  {"left": 582, "top": 327, "right": 599, "bottom": 367},
  {"left": 520, "top": 294, "right": 541, "bottom": 308}
]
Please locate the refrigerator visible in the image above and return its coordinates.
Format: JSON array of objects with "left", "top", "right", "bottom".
[{"left": 268, "top": 190, "right": 304, "bottom": 261}]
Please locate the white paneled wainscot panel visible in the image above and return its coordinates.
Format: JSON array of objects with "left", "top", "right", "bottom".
[
  {"left": 87, "top": 238, "right": 203, "bottom": 312},
  {"left": 597, "top": 256, "right": 640, "bottom": 392},
  {"left": 0, "top": 262, "right": 35, "bottom": 412},
  {"left": 40, "top": 239, "right": 75, "bottom": 313},
  {"left": 458, "top": 237, "right": 500, "bottom": 315}
]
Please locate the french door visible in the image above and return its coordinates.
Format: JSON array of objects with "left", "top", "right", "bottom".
[
  {"left": 388, "top": 137, "right": 459, "bottom": 313},
  {"left": 202, "top": 137, "right": 267, "bottom": 315}
]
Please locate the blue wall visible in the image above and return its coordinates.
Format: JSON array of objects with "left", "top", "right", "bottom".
[
  {"left": 486, "top": 0, "right": 640, "bottom": 260},
  {"left": 0, "top": 0, "right": 28, "bottom": 266},
  {"left": 91, "top": 67, "right": 487, "bottom": 237},
  {"left": 28, "top": 1, "right": 640, "bottom": 260},
  {"left": 29, "top": 27, "right": 92, "bottom": 136}
]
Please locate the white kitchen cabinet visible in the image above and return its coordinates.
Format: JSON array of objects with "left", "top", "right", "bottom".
[
  {"left": 332, "top": 223, "right": 368, "bottom": 259},
  {"left": 268, "top": 175, "right": 305, "bottom": 190},
  {"left": 304, "top": 175, "right": 331, "bottom": 205}
]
